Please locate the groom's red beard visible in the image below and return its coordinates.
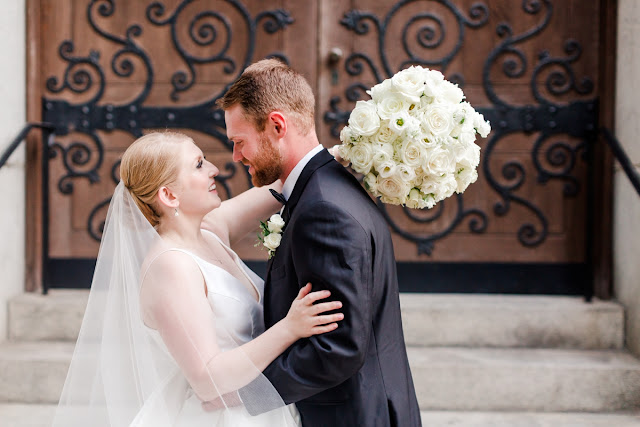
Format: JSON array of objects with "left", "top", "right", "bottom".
[{"left": 245, "top": 133, "right": 283, "bottom": 187}]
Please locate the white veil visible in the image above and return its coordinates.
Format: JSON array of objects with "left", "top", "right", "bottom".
[{"left": 52, "top": 182, "right": 297, "bottom": 426}]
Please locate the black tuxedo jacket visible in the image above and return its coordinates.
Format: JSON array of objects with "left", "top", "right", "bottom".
[{"left": 261, "top": 149, "right": 421, "bottom": 427}]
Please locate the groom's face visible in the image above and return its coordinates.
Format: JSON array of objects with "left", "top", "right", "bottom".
[{"left": 226, "top": 105, "right": 283, "bottom": 187}]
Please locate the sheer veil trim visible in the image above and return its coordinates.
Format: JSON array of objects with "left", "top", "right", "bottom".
[{"left": 51, "top": 181, "right": 297, "bottom": 426}]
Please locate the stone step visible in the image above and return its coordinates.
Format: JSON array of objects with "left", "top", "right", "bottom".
[
  {"left": 0, "top": 404, "right": 57, "bottom": 427},
  {"left": 9, "top": 290, "right": 88, "bottom": 342},
  {"left": 408, "top": 347, "right": 640, "bottom": 412},
  {"left": 419, "top": 411, "right": 640, "bottom": 426},
  {"left": 1, "top": 406, "right": 638, "bottom": 427},
  {"left": 401, "top": 294, "right": 624, "bottom": 349},
  {"left": 3, "top": 341, "right": 640, "bottom": 413},
  {"left": 0, "top": 342, "right": 72, "bottom": 404},
  {"left": 10, "top": 291, "right": 625, "bottom": 349}
]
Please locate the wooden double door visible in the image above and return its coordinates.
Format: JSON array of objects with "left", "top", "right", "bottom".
[{"left": 26, "top": 0, "right": 614, "bottom": 295}]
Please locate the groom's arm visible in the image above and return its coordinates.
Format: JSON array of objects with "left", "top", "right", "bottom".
[{"left": 262, "top": 200, "right": 373, "bottom": 404}]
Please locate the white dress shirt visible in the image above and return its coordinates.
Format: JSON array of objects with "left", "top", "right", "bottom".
[{"left": 281, "top": 144, "right": 324, "bottom": 202}]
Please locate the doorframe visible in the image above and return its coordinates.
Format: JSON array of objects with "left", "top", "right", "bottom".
[
  {"left": 592, "top": 0, "right": 617, "bottom": 300},
  {"left": 25, "top": 0, "right": 44, "bottom": 292},
  {"left": 23, "top": 0, "right": 619, "bottom": 296}
]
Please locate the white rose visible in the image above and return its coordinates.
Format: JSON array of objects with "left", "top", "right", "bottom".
[
  {"left": 420, "top": 93, "right": 435, "bottom": 109},
  {"left": 376, "top": 160, "right": 397, "bottom": 178},
  {"left": 454, "top": 140, "right": 480, "bottom": 168},
  {"left": 423, "top": 105, "right": 454, "bottom": 137},
  {"left": 366, "top": 79, "right": 396, "bottom": 103},
  {"left": 363, "top": 172, "right": 378, "bottom": 193},
  {"left": 391, "top": 66, "right": 425, "bottom": 103},
  {"left": 267, "top": 214, "right": 285, "bottom": 233},
  {"left": 455, "top": 166, "right": 478, "bottom": 193},
  {"left": 389, "top": 111, "right": 418, "bottom": 135},
  {"left": 411, "top": 184, "right": 437, "bottom": 209},
  {"left": 348, "top": 100, "right": 380, "bottom": 137},
  {"left": 405, "top": 188, "right": 423, "bottom": 209},
  {"left": 440, "top": 81, "right": 465, "bottom": 104},
  {"left": 373, "top": 123, "right": 398, "bottom": 145},
  {"left": 349, "top": 143, "right": 375, "bottom": 174},
  {"left": 400, "top": 139, "right": 425, "bottom": 168},
  {"left": 423, "top": 69, "right": 445, "bottom": 97},
  {"left": 458, "top": 130, "right": 476, "bottom": 146},
  {"left": 452, "top": 103, "right": 475, "bottom": 132},
  {"left": 372, "top": 143, "right": 394, "bottom": 169},
  {"left": 380, "top": 195, "right": 404, "bottom": 205},
  {"left": 263, "top": 232, "right": 282, "bottom": 251},
  {"left": 338, "top": 144, "right": 351, "bottom": 164},
  {"left": 421, "top": 174, "right": 457, "bottom": 202},
  {"left": 437, "top": 174, "right": 458, "bottom": 201},
  {"left": 378, "top": 174, "right": 410, "bottom": 202},
  {"left": 424, "top": 68, "right": 444, "bottom": 83},
  {"left": 397, "top": 163, "right": 417, "bottom": 183},
  {"left": 474, "top": 112, "right": 491, "bottom": 138},
  {"left": 424, "top": 144, "right": 456, "bottom": 176},
  {"left": 404, "top": 115, "right": 422, "bottom": 138},
  {"left": 423, "top": 194, "right": 437, "bottom": 209},
  {"left": 339, "top": 125, "right": 354, "bottom": 144},
  {"left": 376, "top": 95, "right": 408, "bottom": 120}
]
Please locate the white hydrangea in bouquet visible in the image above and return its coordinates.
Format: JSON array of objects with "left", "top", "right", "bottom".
[{"left": 337, "top": 65, "right": 491, "bottom": 209}]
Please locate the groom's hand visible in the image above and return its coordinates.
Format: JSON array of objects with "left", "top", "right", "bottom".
[{"left": 201, "top": 390, "right": 243, "bottom": 412}]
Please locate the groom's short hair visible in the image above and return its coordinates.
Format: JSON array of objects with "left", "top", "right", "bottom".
[{"left": 217, "top": 59, "right": 315, "bottom": 135}]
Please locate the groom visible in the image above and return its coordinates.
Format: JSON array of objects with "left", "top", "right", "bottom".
[{"left": 218, "top": 59, "right": 421, "bottom": 427}]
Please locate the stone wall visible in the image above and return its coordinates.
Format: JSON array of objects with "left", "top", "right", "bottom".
[
  {"left": 0, "top": 0, "right": 26, "bottom": 342},
  {"left": 614, "top": 0, "right": 640, "bottom": 356}
]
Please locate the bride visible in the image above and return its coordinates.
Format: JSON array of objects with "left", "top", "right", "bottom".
[{"left": 51, "top": 131, "right": 344, "bottom": 426}]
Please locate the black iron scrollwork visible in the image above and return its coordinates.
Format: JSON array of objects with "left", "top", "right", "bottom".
[
  {"left": 323, "top": 0, "right": 597, "bottom": 253},
  {"left": 44, "top": 0, "right": 294, "bottom": 241}
]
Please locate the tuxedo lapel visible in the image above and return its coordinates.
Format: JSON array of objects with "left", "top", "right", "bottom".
[
  {"left": 282, "top": 148, "right": 333, "bottom": 222},
  {"left": 265, "top": 149, "right": 333, "bottom": 279}
]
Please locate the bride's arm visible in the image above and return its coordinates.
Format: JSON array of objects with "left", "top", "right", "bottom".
[
  {"left": 140, "top": 251, "right": 342, "bottom": 402},
  {"left": 201, "top": 180, "right": 283, "bottom": 246}
]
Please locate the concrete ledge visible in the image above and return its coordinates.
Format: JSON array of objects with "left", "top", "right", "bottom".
[
  {"left": 408, "top": 347, "right": 640, "bottom": 411},
  {"left": 400, "top": 294, "right": 624, "bottom": 349}
]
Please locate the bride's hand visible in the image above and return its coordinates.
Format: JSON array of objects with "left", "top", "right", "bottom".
[{"left": 283, "top": 283, "right": 343, "bottom": 339}]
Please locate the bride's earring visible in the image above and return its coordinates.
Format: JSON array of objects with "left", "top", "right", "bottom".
[{"left": 174, "top": 208, "right": 179, "bottom": 217}]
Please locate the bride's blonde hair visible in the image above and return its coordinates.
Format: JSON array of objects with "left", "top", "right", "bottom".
[{"left": 120, "top": 132, "right": 190, "bottom": 226}]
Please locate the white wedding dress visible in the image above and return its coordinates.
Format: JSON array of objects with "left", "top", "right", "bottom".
[{"left": 131, "top": 232, "right": 301, "bottom": 427}]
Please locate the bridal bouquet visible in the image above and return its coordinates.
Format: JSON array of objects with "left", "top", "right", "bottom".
[{"left": 338, "top": 65, "right": 491, "bottom": 209}]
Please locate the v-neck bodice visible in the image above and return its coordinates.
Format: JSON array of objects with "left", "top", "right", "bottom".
[
  {"left": 188, "top": 248, "right": 265, "bottom": 348},
  {"left": 198, "top": 229, "right": 262, "bottom": 304},
  {"left": 147, "top": 231, "right": 266, "bottom": 350}
]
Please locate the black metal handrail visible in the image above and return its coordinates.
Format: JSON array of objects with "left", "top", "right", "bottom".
[
  {"left": 601, "top": 127, "right": 640, "bottom": 197},
  {"left": 1, "top": 122, "right": 57, "bottom": 294},
  {"left": 0, "top": 122, "right": 56, "bottom": 169}
]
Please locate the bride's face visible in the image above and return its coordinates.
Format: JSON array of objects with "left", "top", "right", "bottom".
[{"left": 174, "top": 140, "right": 221, "bottom": 216}]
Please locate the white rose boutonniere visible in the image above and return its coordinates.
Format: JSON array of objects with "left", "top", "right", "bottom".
[{"left": 257, "top": 214, "right": 285, "bottom": 259}]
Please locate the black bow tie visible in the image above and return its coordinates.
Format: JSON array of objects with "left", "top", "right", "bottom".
[{"left": 269, "top": 189, "right": 287, "bottom": 205}]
